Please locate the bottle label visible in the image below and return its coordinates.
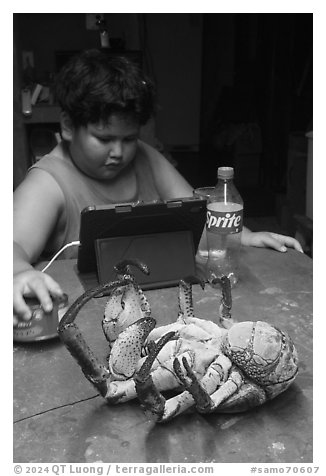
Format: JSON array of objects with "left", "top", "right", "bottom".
[{"left": 206, "top": 208, "right": 243, "bottom": 234}]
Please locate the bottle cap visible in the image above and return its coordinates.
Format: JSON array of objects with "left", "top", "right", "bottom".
[{"left": 217, "top": 166, "right": 234, "bottom": 179}]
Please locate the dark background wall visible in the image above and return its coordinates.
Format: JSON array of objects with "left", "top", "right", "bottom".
[{"left": 13, "top": 13, "right": 312, "bottom": 222}]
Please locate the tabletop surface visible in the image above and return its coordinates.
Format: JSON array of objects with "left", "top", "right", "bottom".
[{"left": 13, "top": 247, "right": 313, "bottom": 464}]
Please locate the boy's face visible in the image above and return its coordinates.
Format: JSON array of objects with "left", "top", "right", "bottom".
[{"left": 68, "top": 115, "right": 140, "bottom": 181}]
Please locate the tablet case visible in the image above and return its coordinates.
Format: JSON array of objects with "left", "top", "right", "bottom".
[{"left": 77, "top": 198, "right": 207, "bottom": 289}]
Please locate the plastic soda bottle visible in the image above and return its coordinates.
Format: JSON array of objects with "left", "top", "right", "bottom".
[
  {"left": 193, "top": 187, "right": 215, "bottom": 279},
  {"left": 206, "top": 166, "right": 243, "bottom": 287}
]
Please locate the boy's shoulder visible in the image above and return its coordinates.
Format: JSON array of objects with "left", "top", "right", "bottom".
[
  {"left": 29, "top": 142, "right": 73, "bottom": 174},
  {"left": 33, "top": 141, "right": 66, "bottom": 162},
  {"left": 137, "top": 139, "right": 167, "bottom": 165}
]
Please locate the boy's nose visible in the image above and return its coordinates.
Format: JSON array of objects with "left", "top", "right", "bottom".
[{"left": 109, "top": 141, "right": 123, "bottom": 158}]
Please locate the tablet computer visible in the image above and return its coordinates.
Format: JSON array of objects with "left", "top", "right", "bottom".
[{"left": 77, "top": 197, "right": 207, "bottom": 289}]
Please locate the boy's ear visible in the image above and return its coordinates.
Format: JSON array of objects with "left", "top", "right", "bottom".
[{"left": 60, "top": 112, "right": 74, "bottom": 141}]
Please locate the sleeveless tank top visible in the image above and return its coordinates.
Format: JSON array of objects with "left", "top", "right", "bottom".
[{"left": 29, "top": 140, "right": 162, "bottom": 259}]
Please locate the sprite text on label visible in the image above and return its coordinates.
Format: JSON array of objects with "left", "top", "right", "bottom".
[{"left": 206, "top": 209, "right": 243, "bottom": 234}]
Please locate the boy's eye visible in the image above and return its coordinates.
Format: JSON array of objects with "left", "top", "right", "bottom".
[{"left": 96, "top": 136, "right": 110, "bottom": 143}]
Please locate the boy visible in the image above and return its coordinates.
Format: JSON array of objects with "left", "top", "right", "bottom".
[{"left": 13, "top": 49, "right": 303, "bottom": 322}]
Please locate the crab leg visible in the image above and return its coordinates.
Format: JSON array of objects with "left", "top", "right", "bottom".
[
  {"left": 143, "top": 276, "right": 206, "bottom": 344},
  {"left": 58, "top": 277, "right": 133, "bottom": 397},
  {"left": 211, "top": 275, "right": 234, "bottom": 329},
  {"left": 178, "top": 275, "right": 234, "bottom": 330},
  {"left": 137, "top": 352, "right": 232, "bottom": 422},
  {"left": 175, "top": 356, "right": 267, "bottom": 413},
  {"left": 135, "top": 333, "right": 214, "bottom": 423},
  {"left": 173, "top": 354, "right": 233, "bottom": 409},
  {"left": 134, "top": 332, "right": 178, "bottom": 419},
  {"left": 177, "top": 276, "right": 205, "bottom": 323},
  {"left": 174, "top": 356, "right": 251, "bottom": 413},
  {"left": 147, "top": 385, "right": 196, "bottom": 422}
]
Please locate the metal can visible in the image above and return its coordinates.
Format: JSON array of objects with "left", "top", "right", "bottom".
[{"left": 13, "top": 293, "right": 69, "bottom": 342}]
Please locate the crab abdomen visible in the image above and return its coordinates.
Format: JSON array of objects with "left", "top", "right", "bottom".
[
  {"left": 217, "top": 380, "right": 267, "bottom": 412},
  {"left": 222, "top": 321, "right": 298, "bottom": 399}
]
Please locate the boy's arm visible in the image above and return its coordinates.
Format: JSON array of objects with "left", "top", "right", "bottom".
[
  {"left": 14, "top": 168, "right": 65, "bottom": 264},
  {"left": 141, "top": 142, "right": 303, "bottom": 254},
  {"left": 241, "top": 227, "right": 303, "bottom": 253},
  {"left": 13, "top": 169, "right": 65, "bottom": 320}
]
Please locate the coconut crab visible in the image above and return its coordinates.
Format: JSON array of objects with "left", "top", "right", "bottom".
[{"left": 58, "top": 259, "right": 298, "bottom": 423}]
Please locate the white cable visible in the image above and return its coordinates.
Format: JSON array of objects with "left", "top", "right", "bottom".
[{"left": 41, "top": 241, "right": 80, "bottom": 273}]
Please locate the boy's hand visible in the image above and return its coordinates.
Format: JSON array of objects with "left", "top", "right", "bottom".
[
  {"left": 242, "top": 231, "right": 304, "bottom": 253},
  {"left": 13, "top": 270, "right": 64, "bottom": 325}
]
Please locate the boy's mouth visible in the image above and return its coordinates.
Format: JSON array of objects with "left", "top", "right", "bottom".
[{"left": 105, "top": 162, "right": 121, "bottom": 169}]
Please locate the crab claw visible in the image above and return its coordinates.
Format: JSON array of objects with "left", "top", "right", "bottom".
[
  {"left": 102, "top": 260, "right": 152, "bottom": 345},
  {"left": 58, "top": 277, "right": 133, "bottom": 397},
  {"left": 108, "top": 316, "right": 156, "bottom": 380}
]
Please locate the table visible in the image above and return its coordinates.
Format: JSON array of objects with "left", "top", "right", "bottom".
[{"left": 13, "top": 247, "right": 313, "bottom": 463}]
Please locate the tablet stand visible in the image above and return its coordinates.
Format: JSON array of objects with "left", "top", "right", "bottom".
[{"left": 95, "top": 230, "right": 197, "bottom": 289}]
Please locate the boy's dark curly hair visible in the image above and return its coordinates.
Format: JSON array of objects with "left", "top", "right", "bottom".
[{"left": 54, "top": 49, "right": 156, "bottom": 127}]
